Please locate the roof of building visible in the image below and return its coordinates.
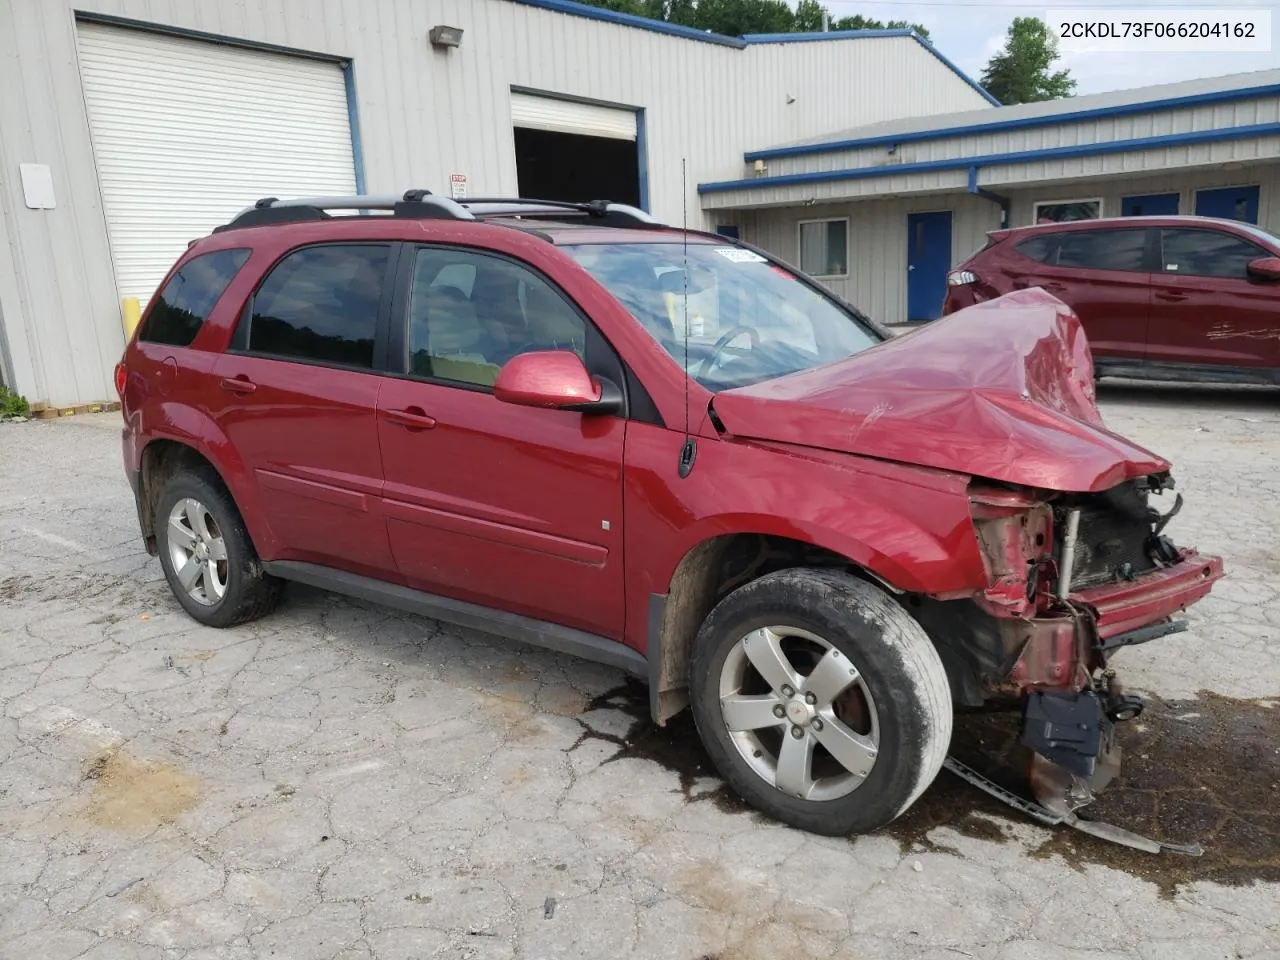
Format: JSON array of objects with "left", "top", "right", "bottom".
[
  {"left": 507, "top": 0, "right": 998, "bottom": 105},
  {"left": 745, "top": 68, "right": 1280, "bottom": 161}
]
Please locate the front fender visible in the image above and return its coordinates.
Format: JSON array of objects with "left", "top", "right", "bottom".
[{"left": 622, "top": 425, "right": 990, "bottom": 654}]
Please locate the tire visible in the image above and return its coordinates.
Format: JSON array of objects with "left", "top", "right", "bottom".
[
  {"left": 689, "top": 568, "right": 952, "bottom": 836},
  {"left": 154, "top": 468, "right": 282, "bottom": 628}
]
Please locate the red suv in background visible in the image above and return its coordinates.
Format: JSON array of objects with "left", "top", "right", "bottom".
[
  {"left": 118, "top": 191, "right": 1222, "bottom": 841},
  {"left": 944, "top": 215, "right": 1280, "bottom": 385}
]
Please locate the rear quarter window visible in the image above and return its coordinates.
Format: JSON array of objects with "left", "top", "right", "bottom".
[
  {"left": 138, "top": 248, "right": 251, "bottom": 346},
  {"left": 1014, "top": 235, "right": 1058, "bottom": 264}
]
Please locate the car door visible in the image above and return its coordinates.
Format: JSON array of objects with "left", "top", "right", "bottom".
[
  {"left": 1016, "top": 227, "right": 1155, "bottom": 361},
  {"left": 375, "top": 244, "right": 627, "bottom": 639},
  {"left": 1149, "top": 227, "right": 1280, "bottom": 370},
  {"left": 211, "top": 242, "right": 399, "bottom": 578}
]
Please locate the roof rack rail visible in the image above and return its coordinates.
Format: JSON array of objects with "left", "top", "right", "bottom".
[
  {"left": 214, "top": 190, "right": 476, "bottom": 232},
  {"left": 459, "top": 198, "right": 665, "bottom": 228},
  {"left": 213, "top": 190, "right": 665, "bottom": 232}
]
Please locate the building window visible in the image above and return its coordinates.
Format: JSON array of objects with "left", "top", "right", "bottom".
[
  {"left": 1033, "top": 199, "right": 1102, "bottom": 224},
  {"left": 798, "top": 218, "right": 848, "bottom": 277}
]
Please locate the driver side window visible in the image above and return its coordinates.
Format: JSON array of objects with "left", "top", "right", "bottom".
[{"left": 407, "top": 247, "right": 586, "bottom": 388}]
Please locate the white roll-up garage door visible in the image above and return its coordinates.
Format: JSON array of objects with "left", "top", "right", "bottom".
[
  {"left": 76, "top": 22, "right": 358, "bottom": 305},
  {"left": 510, "top": 92, "right": 637, "bottom": 141}
]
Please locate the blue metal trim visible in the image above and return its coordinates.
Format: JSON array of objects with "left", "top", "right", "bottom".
[
  {"left": 747, "top": 81, "right": 1280, "bottom": 162},
  {"left": 741, "top": 28, "right": 913, "bottom": 43},
  {"left": 967, "top": 165, "right": 978, "bottom": 193},
  {"left": 636, "top": 108, "right": 650, "bottom": 212},
  {"left": 506, "top": 4, "right": 991, "bottom": 102},
  {"left": 509, "top": 0, "right": 744, "bottom": 46},
  {"left": 912, "top": 35, "right": 1001, "bottom": 107},
  {"left": 701, "top": 121, "right": 1280, "bottom": 194},
  {"left": 343, "top": 63, "right": 366, "bottom": 194},
  {"left": 73, "top": 10, "right": 345, "bottom": 62}
]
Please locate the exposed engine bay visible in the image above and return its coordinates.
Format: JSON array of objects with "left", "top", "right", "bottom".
[{"left": 914, "top": 471, "right": 1222, "bottom": 854}]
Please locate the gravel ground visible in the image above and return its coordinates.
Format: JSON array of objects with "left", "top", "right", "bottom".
[{"left": 1, "top": 382, "right": 1277, "bottom": 960}]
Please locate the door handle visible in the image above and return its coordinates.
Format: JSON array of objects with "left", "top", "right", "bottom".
[
  {"left": 219, "top": 375, "right": 256, "bottom": 395},
  {"left": 383, "top": 406, "right": 437, "bottom": 431},
  {"left": 1154, "top": 291, "right": 1189, "bottom": 302}
]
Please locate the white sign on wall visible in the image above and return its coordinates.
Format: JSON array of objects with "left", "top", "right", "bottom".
[
  {"left": 20, "top": 163, "right": 56, "bottom": 209},
  {"left": 449, "top": 173, "right": 467, "bottom": 199}
]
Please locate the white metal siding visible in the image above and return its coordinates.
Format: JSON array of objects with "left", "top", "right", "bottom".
[
  {"left": 0, "top": 0, "right": 992, "bottom": 405},
  {"left": 76, "top": 22, "right": 356, "bottom": 306},
  {"left": 737, "top": 194, "right": 1000, "bottom": 324},
  {"left": 511, "top": 92, "right": 636, "bottom": 140}
]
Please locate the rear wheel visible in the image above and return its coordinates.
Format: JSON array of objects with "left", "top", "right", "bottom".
[
  {"left": 154, "top": 469, "right": 281, "bottom": 627},
  {"left": 690, "top": 569, "right": 951, "bottom": 836}
]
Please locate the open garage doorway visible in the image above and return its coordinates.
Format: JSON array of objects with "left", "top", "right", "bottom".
[{"left": 511, "top": 91, "right": 643, "bottom": 209}]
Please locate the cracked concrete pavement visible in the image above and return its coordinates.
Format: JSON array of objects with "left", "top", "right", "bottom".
[{"left": 1, "top": 382, "right": 1277, "bottom": 960}]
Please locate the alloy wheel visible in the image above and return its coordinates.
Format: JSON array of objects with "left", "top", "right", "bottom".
[
  {"left": 166, "top": 497, "right": 229, "bottom": 606},
  {"left": 718, "top": 625, "right": 880, "bottom": 801}
]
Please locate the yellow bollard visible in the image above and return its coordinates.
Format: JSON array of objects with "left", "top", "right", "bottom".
[{"left": 121, "top": 297, "right": 141, "bottom": 338}]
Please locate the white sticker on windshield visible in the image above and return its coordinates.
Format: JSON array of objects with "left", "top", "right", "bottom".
[{"left": 714, "top": 247, "right": 767, "bottom": 263}]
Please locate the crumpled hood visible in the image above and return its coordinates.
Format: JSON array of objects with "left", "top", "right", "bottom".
[{"left": 713, "top": 289, "right": 1169, "bottom": 493}]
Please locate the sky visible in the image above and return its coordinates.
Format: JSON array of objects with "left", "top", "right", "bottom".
[{"left": 822, "top": 0, "right": 1280, "bottom": 94}]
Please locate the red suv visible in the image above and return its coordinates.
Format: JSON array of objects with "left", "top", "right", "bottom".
[
  {"left": 944, "top": 215, "right": 1280, "bottom": 385},
  {"left": 118, "top": 191, "right": 1223, "bottom": 838}
]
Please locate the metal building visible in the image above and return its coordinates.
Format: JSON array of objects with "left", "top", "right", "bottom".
[
  {"left": 702, "top": 71, "right": 1280, "bottom": 324},
  {"left": 0, "top": 0, "right": 993, "bottom": 407}
]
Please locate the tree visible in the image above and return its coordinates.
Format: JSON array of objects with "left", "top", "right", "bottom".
[
  {"left": 572, "top": 0, "right": 929, "bottom": 40},
  {"left": 832, "top": 13, "right": 927, "bottom": 38},
  {"left": 693, "top": 0, "right": 795, "bottom": 36},
  {"left": 980, "top": 16, "right": 1075, "bottom": 105}
]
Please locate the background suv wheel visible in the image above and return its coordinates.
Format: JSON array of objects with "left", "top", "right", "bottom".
[
  {"left": 155, "top": 469, "right": 282, "bottom": 627},
  {"left": 690, "top": 568, "right": 952, "bottom": 836}
]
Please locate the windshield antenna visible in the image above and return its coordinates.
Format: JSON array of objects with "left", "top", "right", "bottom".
[{"left": 678, "top": 157, "right": 696, "bottom": 479}]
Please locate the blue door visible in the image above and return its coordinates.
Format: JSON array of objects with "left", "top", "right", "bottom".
[
  {"left": 907, "top": 211, "right": 952, "bottom": 322},
  {"left": 1195, "top": 185, "right": 1260, "bottom": 223},
  {"left": 1122, "top": 193, "right": 1179, "bottom": 216},
  {"left": 715, "top": 225, "right": 740, "bottom": 239}
]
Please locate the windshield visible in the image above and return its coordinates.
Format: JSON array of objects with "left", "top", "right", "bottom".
[{"left": 562, "top": 242, "right": 881, "bottom": 390}]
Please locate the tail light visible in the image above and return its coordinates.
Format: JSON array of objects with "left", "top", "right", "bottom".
[
  {"left": 948, "top": 269, "right": 978, "bottom": 286},
  {"left": 113, "top": 361, "right": 127, "bottom": 396}
]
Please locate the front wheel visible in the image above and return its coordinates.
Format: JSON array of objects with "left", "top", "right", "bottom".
[{"left": 690, "top": 569, "right": 952, "bottom": 836}]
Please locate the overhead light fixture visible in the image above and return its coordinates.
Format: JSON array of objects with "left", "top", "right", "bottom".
[{"left": 429, "top": 25, "right": 463, "bottom": 49}]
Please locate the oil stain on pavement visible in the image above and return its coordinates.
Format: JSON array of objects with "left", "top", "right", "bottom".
[{"left": 576, "top": 680, "right": 1280, "bottom": 895}]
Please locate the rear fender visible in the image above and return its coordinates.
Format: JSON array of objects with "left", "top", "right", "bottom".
[{"left": 139, "top": 402, "right": 277, "bottom": 557}]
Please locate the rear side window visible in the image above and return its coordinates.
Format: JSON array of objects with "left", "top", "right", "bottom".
[
  {"left": 248, "top": 244, "right": 390, "bottom": 368},
  {"left": 1161, "top": 229, "right": 1266, "bottom": 278},
  {"left": 1056, "top": 229, "right": 1149, "bottom": 271},
  {"left": 1015, "top": 235, "right": 1058, "bottom": 264},
  {"left": 138, "top": 248, "right": 250, "bottom": 346}
]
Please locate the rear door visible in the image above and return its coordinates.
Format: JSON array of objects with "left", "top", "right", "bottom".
[
  {"left": 212, "top": 242, "right": 398, "bottom": 578},
  {"left": 1149, "top": 227, "right": 1280, "bottom": 370},
  {"left": 375, "top": 244, "right": 628, "bottom": 638},
  {"left": 1015, "top": 227, "right": 1155, "bottom": 360}
]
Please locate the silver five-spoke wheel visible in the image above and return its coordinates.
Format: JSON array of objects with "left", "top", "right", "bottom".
[
  {"left": 166, "top": 497, "right": 229, "bottom": 606},
  {"left": 719, "top": 625, "right": 880, "bottom": 801}
]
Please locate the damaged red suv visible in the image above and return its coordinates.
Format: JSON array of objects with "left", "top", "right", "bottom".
[{"left": 117, "top": 191, "right": 1223, "bottom": 838}]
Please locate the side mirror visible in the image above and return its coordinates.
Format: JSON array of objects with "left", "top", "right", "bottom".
[
  {"left": 493, "top": 350, "right": 622, "bottom": 415},
  {"left": 1246, "top": 256, "right": 1280, "bottom": 281}
]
